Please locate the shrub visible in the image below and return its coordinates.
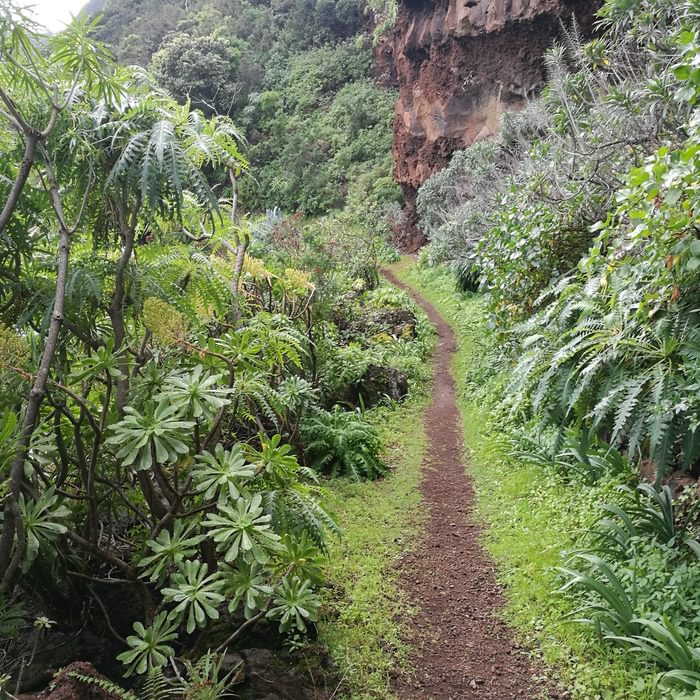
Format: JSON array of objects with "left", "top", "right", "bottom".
[
  {"left": 559, "top": 483, "right": 700, "bottom": 691},
  {"left": 301, "top": 407, "right": 386, "bottom": 480}
]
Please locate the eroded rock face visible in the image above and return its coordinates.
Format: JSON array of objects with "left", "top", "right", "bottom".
[{"left": 379, "top": 0, "right": 601, "bottom": 247}]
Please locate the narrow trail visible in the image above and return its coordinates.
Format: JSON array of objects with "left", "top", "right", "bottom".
[{"left": 383, "top": 269, "right": 547, "bottom": 700}]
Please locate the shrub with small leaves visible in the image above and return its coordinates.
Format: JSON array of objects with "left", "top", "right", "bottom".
[
  {"left": 204, "top": 493, "right": 282, "bottom": 564},
  {"left": 158, "top": 365, "right": 231, "bottom": 420},
  {"left": 143, "top": 297, "right": 190, "bottom": 346},
  {"left": 192, "top": 443, "right": 255, "bottom": 501},
  {"left": 221, "top": 561, "right": 273, "bottom": 619},
  {"left": 18, "top": 488, "right": 69, "bottom": 572},
  {"left": 106, "top": 401, "right": 194, "bottom": 471},
  {"left": 138, "top": 520, "right": 205, "bottom": 584}
]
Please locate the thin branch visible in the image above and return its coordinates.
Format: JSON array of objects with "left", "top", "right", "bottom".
[
  {"left": 87, "top": 585, "right": 127, "bottom": 644},
  {"left": 0, "top": 153, "right": 72, "bottom": 594}
]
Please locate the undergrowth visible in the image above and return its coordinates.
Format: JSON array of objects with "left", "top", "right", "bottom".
[
  {"left": 317, "top": 294, "right": 433, "bottom": 699},
  {"left": 387, "top": 258, "right": 679, "bottom": 700}
]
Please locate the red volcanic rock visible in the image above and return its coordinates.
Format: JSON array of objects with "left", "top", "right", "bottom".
[{"left": 382, "top": 0, "right": 601, "bottom": 247}]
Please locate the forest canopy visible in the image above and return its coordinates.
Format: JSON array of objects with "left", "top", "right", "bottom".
[{"left": 85, "top": 0, "right": 400, "bottom": 216}]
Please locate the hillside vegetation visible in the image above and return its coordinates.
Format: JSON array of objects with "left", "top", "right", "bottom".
[
  {"left": 88, "top": 0, "right": 400, "bottom": 221},
  {"left": 0, "top": 2, "right": 421, "bottom": 696},
  {"left": 4, "top": 0, "right": 700, "bottom": 697},
  {"left": 416, "top": 0, "right": 700, "bottom": 695}
]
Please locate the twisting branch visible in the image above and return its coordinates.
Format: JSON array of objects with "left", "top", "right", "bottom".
[
  {"left": 0, "top": 155, "right": 73, "bottom": 594},
  {"left": 0, "top": 80, "right": 63, "bottom": 235},
  {"left": 109, "top": 186, "right": 142, "bottom": 415},
  {"left": 0, "top": 132, "right": 39, "bottom": 234},
  {"left": 228, "top": 167, "right": 250, "bottom": 323},
  {"left": 86, "top": 585, "right": 127, "bottom": 644}
]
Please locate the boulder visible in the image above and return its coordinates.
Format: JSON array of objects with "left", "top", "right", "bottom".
[{"left": 355, "top": 364, "right": 409, "bottom": 405}]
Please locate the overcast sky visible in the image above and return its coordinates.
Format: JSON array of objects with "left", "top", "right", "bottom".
[{"left": 27, "top": 0, "right": 88, "bottom": 32}]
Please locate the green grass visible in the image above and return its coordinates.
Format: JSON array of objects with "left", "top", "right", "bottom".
[
  {"left": 317, "top": 298, "right": 432, "bottom": 699},
  {"left": 387, "top": 258, "right": 663, "bottom": 700}
]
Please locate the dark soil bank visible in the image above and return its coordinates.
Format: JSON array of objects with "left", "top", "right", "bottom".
[{"left": 384, "top": 268, "right": 548, "bottom": 700}]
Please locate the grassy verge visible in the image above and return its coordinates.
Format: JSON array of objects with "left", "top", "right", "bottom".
[
  {"left": 317, "top": 288, "right": 432, "bottom": 699},
  {"left": 386, "top": 257, "right": 660, "bottom": 700}
]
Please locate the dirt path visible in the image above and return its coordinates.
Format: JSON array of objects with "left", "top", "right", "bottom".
[{"left": 384, "top": 269, "right": 546, "bottom": 700}]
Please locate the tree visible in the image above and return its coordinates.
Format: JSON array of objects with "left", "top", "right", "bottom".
[
  {"left": 0, "top": 0, "right": 250, "bottom": 591},
  {"left": 0, "top": 4, "right": 121, "bottom": 596},
  {"left": 151, "top": 32, "right": 240, "bottom": 115},
  {"left": 0, "top": 9, "right": 346, "bottom": 687}
]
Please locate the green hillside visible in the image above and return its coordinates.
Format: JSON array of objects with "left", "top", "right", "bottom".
[
  {"left": 5, "top": 0, "right": 700, "bottom": 698},
  {"left": 87, "top": 0, "right": 399, "bottom": 219}
]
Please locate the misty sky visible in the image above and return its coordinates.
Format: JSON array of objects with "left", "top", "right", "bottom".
[{"left": 26, "top": 0, "right": 88, "bottom": 31}]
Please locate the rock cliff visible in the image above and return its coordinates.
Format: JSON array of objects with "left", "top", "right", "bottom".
[{"left": 379, "top": 0, "right": 601, "bottom": 246}]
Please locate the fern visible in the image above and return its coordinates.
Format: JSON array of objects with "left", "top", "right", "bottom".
[
  {"left": 263, "top": 486, "right": 339, "bottom": 549},
  {"left": 301, "top": 407, "right": 385, "bottom": 480},
  {"left": 612, "top": 376, "right": 648, "bottom": 445},
  {"left": 66, "top": 672, "right": 139, "bottom": 700},
  {"left": 510, "top": 271, "right": 700, "bottom": 479},
  {"left": 140, "top": 668, "right": 178, "bottom": 700},
  {"left": 231, "top": 371, "right": 282, "bottom": 429}
]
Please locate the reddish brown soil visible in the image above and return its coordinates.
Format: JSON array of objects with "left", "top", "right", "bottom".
[
  {"left": 17, "top": 662, "right": 121, "bottom": 699},
  {"left": 384, "top": 269, "right": 551, "bottom": 700}
]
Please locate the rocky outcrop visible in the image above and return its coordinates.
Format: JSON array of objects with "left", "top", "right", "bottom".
[
  {"left": 379, "top": 0, "right": 601, "bottom": 247},
  {"left": 17, "top": 662, "right": 119, "bottom": 700}
]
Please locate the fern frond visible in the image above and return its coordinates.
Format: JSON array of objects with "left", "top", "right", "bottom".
[
  {"left": 611, "top": 375, "right": 648, "bottom": 444},
  {"left": 140, "top": 667, "right": 177, "bottom": 700},
  {"left": 66, "top": 672, "right": 138, "bottom": 700}
]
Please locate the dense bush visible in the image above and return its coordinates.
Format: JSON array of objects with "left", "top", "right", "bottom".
[
  {"left": 95, "top": 0, "right": 363, "bottom": 67},
  {"left": 415, "top": 0, "right": 700, "bottom": 690},
  {"left": 418, "top": 0, "right": 700, "bottom": 474},
  {"left": 418, "top": 7, "right": 693, "bottom": 321},
  {"left": 509, "top": 130, "right": 700, "bottom": 481},
  {"left": 416, "top": 139, "right": 509, "bottom": 269},
  {"left": 0, "top": 9, "right": 419, "bottom": 694},
  {"left": 559, "top": 483, "right": 700, "bottom": 692},
  {"left": 239, "top": 58, "right": 397, "bottom": 214},
  {"left": 151, "top": 31, "right": 241, "bottom": 115},
  {"left": 301, "top": 407, "right": 386, "bottom": 480}
]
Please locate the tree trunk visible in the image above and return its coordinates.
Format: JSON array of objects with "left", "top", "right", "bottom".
[
  {"left": 0, "top": 162, "right": 72, "bottom": 594},
  {"left": 228, "top": 168, "right": 250, "bottom": 324},
  {"left": 108, "top": 191, "right": 140, "bottom": 416}
]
